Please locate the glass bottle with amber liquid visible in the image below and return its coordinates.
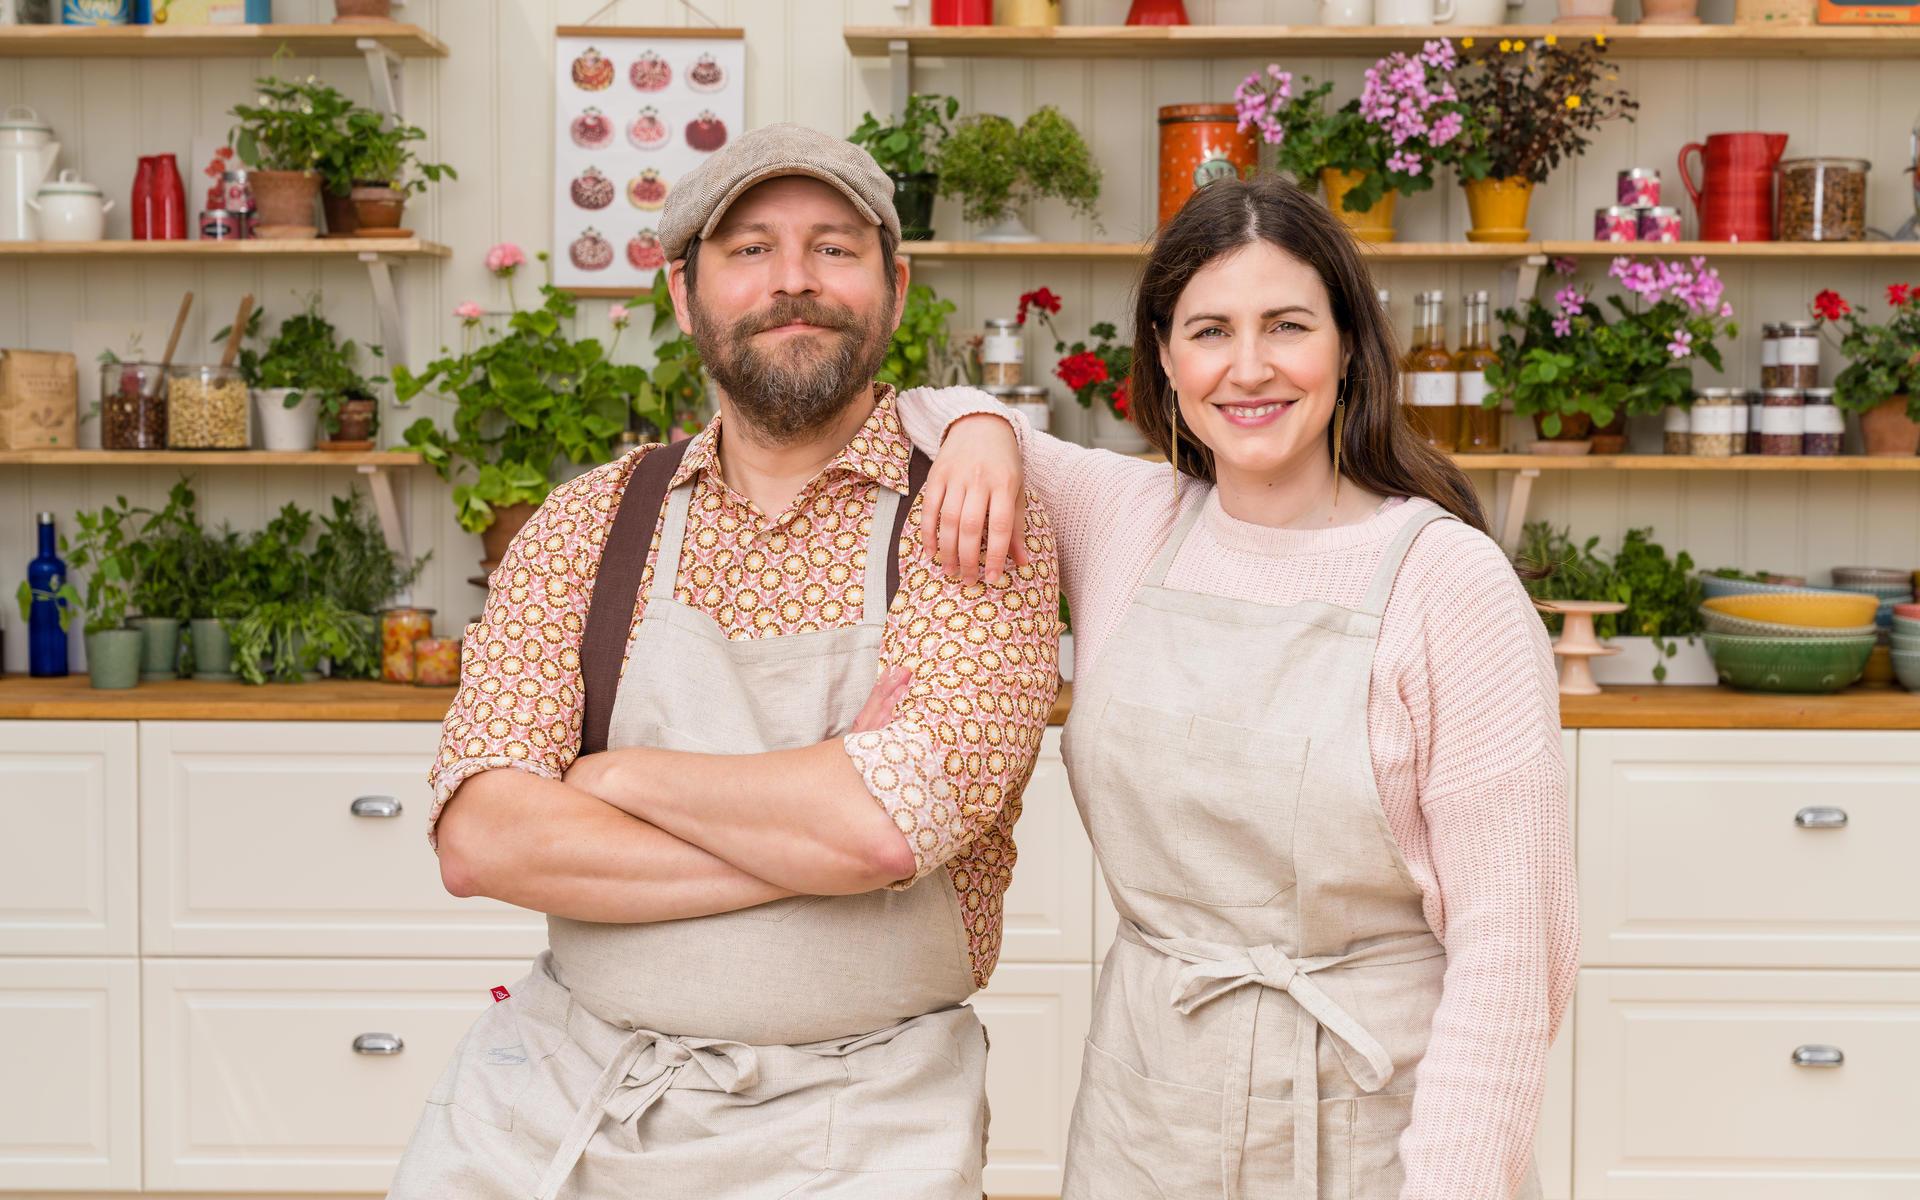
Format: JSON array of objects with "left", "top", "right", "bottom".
[
  {"left": 1456, "top": 290, "right": 1501, "bottom": 452},
  {"left": 1401, "top": 290, "right": 1458, "bottom": 452}
]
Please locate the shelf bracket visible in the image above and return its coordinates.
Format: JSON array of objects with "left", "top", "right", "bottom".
[
  {"left": 888, "top": 38, "right": 911, "bottom": 122},
  {"left": 358, "top": 463, "right": 414, "bottom": 602},
  {"left": 357, "top": 37, "right": 406, "bottom": 122},
  {"left": 1496, "top": 467, "right": 1541, "bottom": 557},
  {"left": 1501, "top": 253, "right": 1548, "bottom": 311},
  {"left": 360, "top": 251, "right": 410, "bottom": 409}
]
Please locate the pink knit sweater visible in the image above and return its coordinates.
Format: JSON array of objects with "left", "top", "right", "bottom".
[{"left": 898, "top": 387, "right": 1578, "bottom": 1200}]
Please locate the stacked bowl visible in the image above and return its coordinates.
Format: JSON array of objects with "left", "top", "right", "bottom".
[
  {"left": 1699, "top": 592, "right": 1880, "bottom": 694},
  {"left": 1829, "top": 567, "right": 1917, "bottom": 632},
  {"left": 1895, "top": 603, "right": 1920, "bottom": 691}
]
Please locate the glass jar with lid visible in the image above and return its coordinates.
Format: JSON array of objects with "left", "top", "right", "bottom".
[
  {"left": 1802, "top": 387, "right": 1843, "bottom": 455},
  {"left": 1760, "top": 388, "right": 1806, "bottom": 456},
  {"left": 1759, "top": 323, "right": 1782, "bottom": 390},
  {"left": 982, "top": 318, "right": 1023, "bottom": 388},
  {"left": 1688, "top": 389, "right": 1739, "bottom": 457},
  {"left": 1007, "top": 383, "right": 1054, "bottom": 434},
  {"left": 1775, "top": 321, "right": 1820, "bottom": 388},
  {"left": 1777, "top": 157, "right": 1870, "bottom": 242},
  {"left": 166, "top": 363, "right": 250, "bottom": 449}
]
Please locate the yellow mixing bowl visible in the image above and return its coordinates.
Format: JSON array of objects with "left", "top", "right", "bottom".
[{"left": 1702, "top": 593, "right": 1880, "bottom": 629}]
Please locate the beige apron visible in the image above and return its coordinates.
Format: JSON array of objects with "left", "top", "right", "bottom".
[
  {"left": 391, "top": 468, "right": 987, "bottom": 1200},
  {"left": 1059, "top": 499, "right": 1542, "bottom": 1200}
]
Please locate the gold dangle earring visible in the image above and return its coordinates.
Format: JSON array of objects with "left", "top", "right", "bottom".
[
  {"left": 1169, "top": 386, "right": 1181, "bottom": 505},
  {"left": 1331, "top": 376, "right": 1347, "bottom": 508}
]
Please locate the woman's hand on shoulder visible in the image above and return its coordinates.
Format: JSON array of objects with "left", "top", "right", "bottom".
[{"left": 919, "top": 414, "right": 1032, "bottom": 584}]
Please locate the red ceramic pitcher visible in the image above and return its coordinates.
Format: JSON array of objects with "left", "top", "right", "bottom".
[
  {"left": 1127, "top": 0, "right": 1191, "bottom": 22},
  {"left": 1678, "top": 132, "right": 1788, "bottom": 243},
  {"left": 131, "top": 153, "right": 186, "bottom": 240},
  {"left": 931, "top": 0, "right": 991, "bottom": 23}
]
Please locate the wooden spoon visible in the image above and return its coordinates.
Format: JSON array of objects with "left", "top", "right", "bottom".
[
  {"left": 158, "top": 291, "right": 193, "bottom": 370},
  {"left": 219, "top": 293, "right": 254, "bottom": 370}
]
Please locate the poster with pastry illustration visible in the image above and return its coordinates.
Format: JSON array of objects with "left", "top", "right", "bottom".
[{"left": 553, "top": 25, "right": 746, "bottom": 295}]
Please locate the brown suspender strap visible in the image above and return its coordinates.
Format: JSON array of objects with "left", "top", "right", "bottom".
[
  {"left": 579, "top": 439, "right": 691, "bottom": 757},
  {"left": 888, "top": 448, "right": 933, "bottom": 605}
]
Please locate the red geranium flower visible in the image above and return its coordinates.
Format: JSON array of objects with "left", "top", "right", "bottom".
[
  {"left": 1111, "top": 378, "right": 1130, "bottom": 418},
  {"left": 1890, "top": 283, "right": 1913, "bottom": 307},
  {"left": 1055, "top": 350, "right": 1108, "bottom": 392},
  {"left": 1017, "top": 287, "right": 1063, "bottom": 326},
  {"left": 1812, "top": 289, "right": 1851, "bottom": 321}
]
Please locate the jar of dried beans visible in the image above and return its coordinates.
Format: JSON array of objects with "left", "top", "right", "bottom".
[
  {"left": 1662, "top": 404, "right": 1691, "bottom": 455},
  {"left": 1759, "top": 323, "right": 1782, "bottom": 390},
  {"left": 1760, "top": 388, "right": 1806, "bottom": 455},
  {"left": 1689, "top": 389, "right": 1739, "bottom": 457},
  {"left": 1776, "top": 321, "right": 1821, "bottom": 388},
  {"left": 1777, "top": 157, "right": 1870, "bottom": 242},
  {"left": 1802, "top": 387, "right": 1843, "bottom": 455},
  {"left": 99, "top": 361, "right": 167, "bottom": 450},
  {"left": 1745, "top": 389, "right": 1765, "bottom": 454},
  {"left": 166, "top": 364, "right": 250, "bottom": 449},
  {"left": 982, "top": 318, "right": 1022, "bottom": 388}
]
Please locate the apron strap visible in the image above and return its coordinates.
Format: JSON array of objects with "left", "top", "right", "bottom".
[
  {"left": 886, "top": 448, "right": 932, "bottom": 608},
  {"left": 1140, "top": 495, "right": 1206, "bottom": 590},
  {"left": 1356, "top": 503, "right": 1455, "bottom": 618},
  {"left": 648, "top": 484, "right": 696, "bottom": 607},
  {"left": 580, "top": 439, "right": 693, "bottom": 757},
  {"left": 864, "top": 486, "right": 903, "bottom": 626}
]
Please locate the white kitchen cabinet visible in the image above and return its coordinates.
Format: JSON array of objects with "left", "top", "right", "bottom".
[
  {"left": 998, "top": 729, "right": 1095, "bottom": 963},
  {"left": 139, "top": 722, "right": 544, "bottom": 959},
  {"left": 0, "top": 958, "right": 141, "bottom": 1191},
  {"left": 140, "top": 957, "right": 521, "bottom": 1194},
  {"left": 1574, "top": 968, "right": 1920, "bottom": 1199},
  {"left": 0, "top": 721, "right": 137, "bottom": 956},
  {"left": 976, "top": 963, "right": 1094, "bottom": 1200},
  {"left": 1579, "top": 730, "right": 1920, "bottom": 969}
]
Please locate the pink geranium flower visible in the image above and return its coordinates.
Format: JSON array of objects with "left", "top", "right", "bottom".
[
  {"left": 484, "top": 242, "right": 527, "bottom": 277},
  {"left": 453, "top": 301, "right": 484, "bottom": 323}
]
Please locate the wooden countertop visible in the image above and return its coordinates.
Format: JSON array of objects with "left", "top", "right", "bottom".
[{"left": 4, "top": 676, "right": 1917, "bottom": 730}]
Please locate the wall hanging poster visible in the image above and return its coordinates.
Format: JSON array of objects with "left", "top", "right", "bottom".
[{"left": 552, "top": 25, "right": 747, "bottom": 296}]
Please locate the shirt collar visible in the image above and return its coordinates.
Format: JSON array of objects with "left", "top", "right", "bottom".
[{"left": 668, "top": 382, "right": 915, "bottom": 494}]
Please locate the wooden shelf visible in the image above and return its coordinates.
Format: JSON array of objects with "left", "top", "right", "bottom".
[
  {"left": 0, "top": 238, "right": 450, "bottom": 260},
  {"left": 1454, "top": 453, "right": 1920, "bottom": 471},
  {"left": 1543, "top": 240, "right": 1920, "bottom": 260},
  {"left": 847, "top": 23, "right": 1920, "bottom": 60},
  {"left": 901, "top": 240, "right": 1530, "bottom": 263},
  {"left": 1560, "top": 685, "right": 1920, "bottom": 730},
  {"left": 0, "top": 22, "right": 447, "bottom": 59},
  {"left": 0, "top": 450, "right": 421, "bottom": 467},
  {"left": 0, "top": 675, "right": 454, "bottom": 722}
]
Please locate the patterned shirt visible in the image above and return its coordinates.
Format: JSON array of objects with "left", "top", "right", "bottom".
[{"left": 427, "top": 385, "right": 1060, "bottom": 988}]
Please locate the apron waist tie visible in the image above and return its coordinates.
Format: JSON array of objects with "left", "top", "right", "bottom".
[
  {"left": 532, "top": 1028, "right": 760, "bottom": 1200},
  {"left": 1117, "top": 922, "right": 1444, "bottom": 1200}
]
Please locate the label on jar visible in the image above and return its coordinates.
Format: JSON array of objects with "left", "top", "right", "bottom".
[
  {"left": 1758, "top": 406, "right": 1806, "bottom": 435},
  {"left": 1458, "top": 371, "right": 1491, "bottom": 410},
  {"left": 981, "top": 334, "right": 1023, "bottom": 364},
  {"left": 1731, "top": 404, "right": 1749, "bottom": 434},
  {"left": 1690, "top": 405, "right": 1736, "bottom": 434},
  {"left": 1663, "top": 405, "right": 1690, "bottom": 431},
  {"left": 1406, "top": 372, "right": 1458, "bottom": 407},
  {"left": 1804, "top": 405, "right": 1846, "bottom": 434},
  {"left": 1779, "top": 336, "right": 1821, "bottom": 366},
  {"left": 1761, "top": 340, "right": 1779, "bottom": 366}
]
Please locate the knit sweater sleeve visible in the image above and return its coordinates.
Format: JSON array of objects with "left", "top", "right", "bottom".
[{"left": 1388, "top": 525, "right": 1579, "bottom": 1200}]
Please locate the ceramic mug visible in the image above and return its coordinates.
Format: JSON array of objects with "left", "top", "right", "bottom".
[
  {"left": 1375, "top": 0, "right": 1456, "bottom": 22},
  {"left": 1452, "top": 0, "right": 1507, "bottom": 22},
  {"left": 1318, "top": 0, "right": 1375, "bottom": 24}
]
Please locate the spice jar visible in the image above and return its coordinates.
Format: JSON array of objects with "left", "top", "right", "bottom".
[
  {"left": 982, "top": 318, "right": 1022, "bottom": 388},
  {"left": 1745, "top": 389, "right": 1765, "bottom": 454},
  {"left": 199, "top": 208, "right": 246, "bottom": 241},
  {"left": 166, "top": 364, "right": 250, "bottom": 449},
  {"left": 99, "top": 361, "right": 167, "bottom": 450},
  {"left": 1759, "top": 323, "right": 1782, "bottom": 390},
  {"left": 1688, "top": 389, "right": 1738, "bottom": 457},
  {"left": 1618, "top": 168, "right": 1661, "bottom": 209},
  {"left": 1776, "top": 320, "right": 1820, "bottom": 388},
  {"left": 413, "top": 636, "right": 461, "bottom": 687},
  {"left": 221, "top": 168, "right": 255, "bottom": 216},
  {"left": 1594, "top": 206, "right": 1639, "bottom": 242},
  {"left": 1662, "top": 404, "right": 1691, "bottom": 455},
  {"left": 1802, "top": 387, "right": 1843, "bottom": 455},
  {"left": 1729, "top": 398, "right": 1749, "bottom": 456},
  {"left": 1007, "top": 383, "right": 1054, "bottom": 434},
  {"left": 380, "top": 607, "right": 436, "bottom": 684},
  {"left": 1777, "top": 157, "right": 1869, "bottom": 242},
  {"left": 1760, "top": 388, "right": 1806, "bottom": 455},
  {"left": 1157, "top": 104, "right": 1256, "bottom": 228},
  {"left": 1638, "top": 207, "right": 1682, "bottom": 243}
]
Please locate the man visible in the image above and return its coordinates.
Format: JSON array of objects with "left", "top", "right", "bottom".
[{"left": 387, "top": 125, "right": 1059, "bottom": 1200}]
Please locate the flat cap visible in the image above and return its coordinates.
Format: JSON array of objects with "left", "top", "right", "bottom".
[{"left": 658, "top": 122, "right": 900, "bottom": 261}]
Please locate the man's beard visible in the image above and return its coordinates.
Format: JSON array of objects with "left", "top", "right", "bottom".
[{"left": 691, "top": 292, "right": 893, "bottom": 443}]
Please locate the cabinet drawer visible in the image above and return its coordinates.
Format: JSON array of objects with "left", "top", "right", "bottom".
[
  {"left": 0, "top": 958, "right": 141, "bottom": 1191},
  {"left": 0, "top": 721, "right": 137, "bottom": 955},
  {"left": 140, "top": 722, "right": 545, "bottom": 958},
  {"left": 999, "top": 730, "right": 1095, "bottom": 963},
  {"left": 1579, "top": 730, "right": 1920, "bottom": 968},
  {"left": 1574, "top": 968, "right": 1920, "bottom": 1198},
  {"left": 142, "top": 957, "right": 522, "bottom": 1194},
  {"left": 976, "top": 963, "right": 1093, "bottom": 1199}
]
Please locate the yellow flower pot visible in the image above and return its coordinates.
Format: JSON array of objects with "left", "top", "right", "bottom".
[
  {"left": 1320, "top": 169, "right": 1398, "bottom": 244},
  {"left": 1462, "top": 176, "right": 1535, "bottom": 242},
  {"left": 997, "top": 0, "right": 1060, "bottom": 25}
]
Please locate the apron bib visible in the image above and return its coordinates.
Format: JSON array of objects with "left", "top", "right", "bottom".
[
  {"left": 1058, "top": 499, "right": 1542, "bottom": 1200},
  {"left": 392, "top": 444, "right": 987, "bottom": 1200}
]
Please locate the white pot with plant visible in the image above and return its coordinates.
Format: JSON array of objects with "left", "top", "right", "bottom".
[
  {"left": 221, "top": 294, "right": 375, "bottom": 453},
  {"left": 938, "top": 106, "right": 1102, "bottom": 243},
  {"left": 1522, "top": 523, "right": 1710, "bottom": 686}
]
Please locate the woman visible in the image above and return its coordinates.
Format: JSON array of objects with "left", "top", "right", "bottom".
[{"left": 895, "top": 175, "right": 1576, "bottom": 1199}]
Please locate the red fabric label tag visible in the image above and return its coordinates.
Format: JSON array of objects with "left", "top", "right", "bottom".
[{"left": 490, "top": 985, "right": 511, "bottom": 1002}]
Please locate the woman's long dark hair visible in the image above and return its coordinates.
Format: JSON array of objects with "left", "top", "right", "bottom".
[{"left": 1127, "top": 174, "right": 1489, "bottom": 533}]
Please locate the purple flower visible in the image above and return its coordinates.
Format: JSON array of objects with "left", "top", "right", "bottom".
[
  {"left": 1720, "top": 302, "right": 1733, "bottom": 318},
  {"left": 1429, "top": 110, "right": 1464, "bottom": 147},
  {"left": 1555, "top": 285, "right": 1585, "bottom": 316},
  {"left": 1667, "top": 329, "right": 1694, "bottom": 358},
  {"left": 1387, "top": 150, "right": 1424, "bottom": 175},
  {"left": 1552, "top": 256, "right": 1579, "bottom": 276},
  {"left": 1552, "top": 315, "right": 1573, "bottom": 337}
]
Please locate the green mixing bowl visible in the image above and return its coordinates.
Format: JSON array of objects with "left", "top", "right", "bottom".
[
  {"left": 1894, "top": 650, "right": 1920, "bottom": 693},
  {"left": 1702, "top": 632, "right": 1878, "bottom": 694}
]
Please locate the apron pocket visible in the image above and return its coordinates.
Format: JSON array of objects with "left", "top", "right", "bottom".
[
  {"left": 1243, "top": 1089, "right": 1415, "bottom": 1200},
  {"left": 830, "top": 1013, "right": 986, "bottom": 1178},
  {"left": 1067, "top": 1040, "right": 1223, "bottom": 1198},
  {"left": 427, "top": 997, "right": 535, "bottom": 1133},
  {"left": 1089, "top": 698, "right": 1310, "bottom": 906}
]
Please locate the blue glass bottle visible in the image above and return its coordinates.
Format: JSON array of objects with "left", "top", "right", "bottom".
[{"left": 28, "top": 511, "right": 71, "bottom": 678}]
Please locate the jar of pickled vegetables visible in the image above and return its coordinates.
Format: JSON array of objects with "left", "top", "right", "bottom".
[
  {"left": 379, "top": 607, "right": 436, "bottom": 683},
  {"left": 413, "top": 636, "right": 461, "bottom": 687}
]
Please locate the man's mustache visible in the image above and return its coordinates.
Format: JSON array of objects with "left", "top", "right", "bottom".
[{"left": 738, "top": 298, "right": 856, "bottom": 336}]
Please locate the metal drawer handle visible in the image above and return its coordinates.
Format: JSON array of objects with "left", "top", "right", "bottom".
[
  {"left": 352, "top": 1033, "right": 404, "bottom": 1056},
  {"left": 351, "top": 795, "right": 403, "bottom": 819},
  {"left": 1794, "top": 806, "right": 1848, "bottom": 830},
  {"left": 1792, "top": 1045, "right": 1843, "bottom": 1068}
]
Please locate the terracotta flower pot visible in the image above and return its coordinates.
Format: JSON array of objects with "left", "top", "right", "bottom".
[
  {"left": 479, "top": 503, "right": 540, "bottom": 573},
  {"left": 334, "top": 0, "right": 394, "bottom": 22},
  {"left": 349, "top": 184, "right": 407, "bottom": 233},
  {"left": 1639, "top": 0, "right": 1700, "bottom": 21},
  {"left": 1859, "top": 396, "right": 1920, "bottom": 457},
  {"left": 248, "top": 169, "right": 321, "bottom": 239},
  {"left": 1532, "top": 411, "right": 1594, "bottom": 455},
  {"left": 321, "top": 190, "right": 358, "bottom": 237},
  {"left": 1462, "top": 176, "right": 1535, "bottom": 242},
  {"left": 1590, "top": 412, "right": 1629, "bottom": 454},
  {"left": 1320, "top": 169, "right": 1397, "bottom": 244},
  {"left": 321, "top": 397, "right": 377, "bottom": 450}
]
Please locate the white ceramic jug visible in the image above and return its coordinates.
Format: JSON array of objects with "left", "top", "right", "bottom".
[
  {"left": 1452, "top": 0, "right": 1510, "bottom": 24},
  {"left": 1319, "top": 0, "right": 1375, "bottom": 24},
  {"left": 30, "top": 169, "right": 114, "bottom": 241},
  {"left": 1, "top": 106, "right": 62, "bottom": 242},
  {"left": 1375, "top": 0, "right": 1456, "bottom": 22}
]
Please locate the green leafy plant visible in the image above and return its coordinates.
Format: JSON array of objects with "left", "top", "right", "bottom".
[
  {"left": 630, "top": 276, "right": 707, "bottom": 438},
  {"left": 228, "top": 74, "right": 357, "bottom": 174},
  {"left": 1444, "top": 35, "right": 1637, "bottom": 184},
  {"left": 129, "top": 479, "right": 199, "bottom": 623},
  {"left": 848, "top": 93, "right": 958, "bottom": 177},
  {"left": 1518, "top": 522, "right": 1704, "bottom": 680},
  {"left": 185, "top": 523, "right": 250, "bottom": 620},
  {"left": 878, "top": 283, "right": 956, "bottom": 393},
  {"left": 399, "top": 248, "right": 652, "bottom": 533},
  {"left": 221, "top": 294, "right": 372, "bottom": 415},
  {"left": 311, "top": 491, "right": 429, "bottom": 614},
  {"left": 325, "top": 109, "right": 456, "bottom": 197},
  {"left": 1812, "top": 285, "right": 1920, "bottom": 418},
  {"left": 1017, "top": 288, "right": 1133, "bottom": 419},
  {"left": 938, "top": 107, "right": 1102, "bottom": 227},
  {"left": 60, "top": 497, "right": 143, "bottom": 636},
  {"left": 223, "top": 502, "right": 382, "bottom": 685}
]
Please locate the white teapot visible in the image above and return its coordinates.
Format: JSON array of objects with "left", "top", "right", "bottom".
[
  {"left": 30, "top": 169, "right": 114, "bottom": 242},
  {"left": 1, "top": 105, "right": 62, "bottom": 242}
]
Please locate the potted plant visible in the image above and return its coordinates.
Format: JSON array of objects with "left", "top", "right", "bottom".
[
  {"left": 183, "top": 522, "right": 245, "bottom": 680},
  {"left": 938, "top": 106, "right": 1102, "bottom": 241},
  {"left": 398, "top": 244, "right": 652, "bottom": 567},
  {"left": 1813, "top": 285, "right": 1920, "bottom": 456},
  {"left": 59, "top": 497, "right": 145, "bottom": 690},
  {"left": 1520, "top": 522, "right": 1711, "bottom": 685},
  {"left": 1487, "top": 255, "right": 1735, "bottom": 453},
  {"left": 312, "top": 490, "right": 429, "bottom": 633},
  {"left": 848, "top": 93, "right": 958, "bottom": 242},
  {"left": 223, "top": 501, "right": 383, "bottom": 685},
  {"left": 320, "top": 109, "right": 455, "bottom": 237},
  {"left": 1443, "top": 35, "right": 1636, "bottom": 242},
  {"left": 631, "top": 275, "right": 709, "bottom": 441},
  {"left": 1018, "top": 287, "right": 1139, "bottom": 451},
  {"left": 333, "top": 0, "right": 394, "bottom": 24},
  {"left": 878, "top": 282, "right": 957, "bottom": 392},
  {"left": 219, "top": 295, "right": 368, "bottom": 452},
  {"left": 127, "top": 479, "right": 198, "bottom": 680},
  {"left": 228, "top": 74, "right": 358, "bottom": 239}
]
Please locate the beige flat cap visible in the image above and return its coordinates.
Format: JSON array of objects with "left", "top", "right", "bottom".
[{"left": 658, "top": 122, "right": 900, "bottom": 262}]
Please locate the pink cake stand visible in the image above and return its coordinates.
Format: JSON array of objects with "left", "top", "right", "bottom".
[{"left": 1536, "top": 600, "right": 1627, "bottom": 696}]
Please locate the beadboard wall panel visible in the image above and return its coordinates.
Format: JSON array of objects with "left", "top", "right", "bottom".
[{"left": 4, "top": 0, "right": 1920, "bottom": 670}]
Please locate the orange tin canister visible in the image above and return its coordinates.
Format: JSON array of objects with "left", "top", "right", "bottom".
[{"left": 1157, "top": 104, "right": 1257, "bottom": 228}]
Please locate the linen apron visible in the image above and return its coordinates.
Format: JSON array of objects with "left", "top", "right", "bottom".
[
  {"left": 1059, "top": 499, "right": 1542, "bottom": 1200},
  {"left": 390, "top": 441, "right": 988, "bottom": 1200}
]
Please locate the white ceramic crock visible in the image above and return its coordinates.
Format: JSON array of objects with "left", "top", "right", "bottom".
[{"left": 29, "top": 168, "right": 113, "bottom": 241}]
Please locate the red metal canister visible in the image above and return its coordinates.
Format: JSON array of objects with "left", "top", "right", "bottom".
[{"left": 1157, "top": 104, "right": 1256, "bottom": 229}]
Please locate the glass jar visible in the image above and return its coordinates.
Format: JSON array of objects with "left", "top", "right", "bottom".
[
  {"left": 1401, "top": 290, "right": 1458, "bottom": 452},
  {"left": 380, "top": 607, "right": 436, "bottom": 684},
  {"left": 99, "top": 361, "right": 168, "bottom": 450},
  {"left": 1008, "top": 384, "right": 1053, "bottom": 434},
  {"left": 1760, "top": 388, "right": 1806, "bottom": 455},
  {"left": 1618, "top": 168, "right": 1661, "bottom": 209},
  {"left": 1637, "top": 207, "right": 1682, "bottom": 243},
  {"left": 1456, "top": 290, "right": 1501, "bottom": 452},
  {"left": 166, "top": 364, "right": 250, "bottom": 449},
  {"left": 1759, "top": 323, "right": 1782, "bottom": 390},
  {"left": 1745, "top": 389, "right": 1765, "bottom": 454},
  {"left": 1776, "top": 321, "right": 1821, "bottom": 388},
  {"left": 981, "top": 317, "right": 1022, "bottom": 388},
  {"left": 1777, "top": 157, "right": 1870, "bottom": 242},
  {"left": 413, "top": 636, "right": 461, "bottom": 688},
  {"left": 1688, "top": 389, "right": 1738, "bottom": 457},
  {"left": 1662, "top": 404, "right": 1691, "bottom": 455},
  {"left": 1803, "top": 387, "right": 1843, "bottom": 455},
  {"left": 1729, "top": 399, "right": 1749, "bottom": 456},
  {"left": 1594, "top": 206, "right": 1639, "bottom": 243}
]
